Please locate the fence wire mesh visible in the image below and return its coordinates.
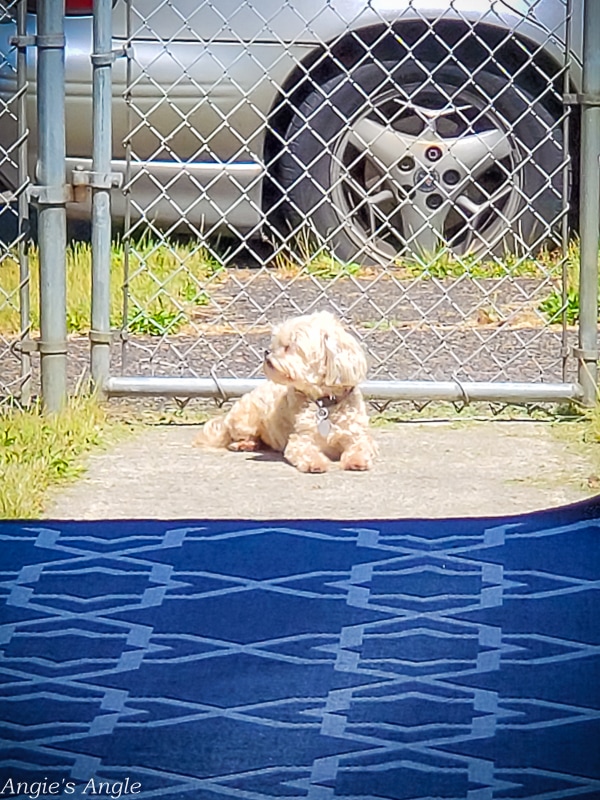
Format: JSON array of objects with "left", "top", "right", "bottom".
[{"left": 0, "top": 0, "right": 31, "bottom": 406}]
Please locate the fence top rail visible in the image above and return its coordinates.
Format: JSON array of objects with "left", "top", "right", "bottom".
[{"left": 103, "top": 376, "right": 582, "bottom": 405}]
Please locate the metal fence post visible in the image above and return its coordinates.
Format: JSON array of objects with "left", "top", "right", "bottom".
[
  {"left": 90, "top": 0, "right": 116, "bottom": 395},
  {"left": 16, "top": 0, "right": 31, "bottom": 406},
  {"left": 577, "top": 0, "right": 600, "bottom": 406},
  {"left": 35, "top": 0, "right": 67, "bottom": 412}
]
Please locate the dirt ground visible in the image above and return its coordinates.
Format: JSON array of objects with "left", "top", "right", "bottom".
[{"left": 46, "top": 419, "right": 596, "bottom": 520}]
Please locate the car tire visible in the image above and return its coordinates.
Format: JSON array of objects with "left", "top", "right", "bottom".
[{"left": 278, "top": 60, "right": 563, "bottom": 265}]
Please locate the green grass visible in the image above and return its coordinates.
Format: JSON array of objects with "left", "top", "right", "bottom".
[
  {"left": 538, "top": 287, "right": 580, "bottom": 325},
  {"left": 546, "top": 400, "right": 600, "bottom": 490},
  {"left": 0, "top": 238, "right": 223, "bottom": 336},
  {"left": 273, "top": 232, "right": 364, "bottom": 279},
  {"left": 0, "top": 235, "right": 597, "bottom": 336},
  {"left": 573, "top": 401, "right": 600, "bottom": 446},
  {"left": 395, "top": 248, "right": 555, "bottom": 280},
  {"left": 0, "top": 396, "right": 132, "bottom": 518},
  {"left": 304, "top": 253, "right": 363, "bottom": 280},
  {"left": 534, "top": 238, "right": 584, "bottom": 325}
]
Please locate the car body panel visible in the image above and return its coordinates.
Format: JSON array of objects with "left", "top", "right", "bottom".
[{"left": 110, "top": 0, "right": 578, "bottom": 54}]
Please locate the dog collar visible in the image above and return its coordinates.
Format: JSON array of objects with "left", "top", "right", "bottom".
[{"left": 313, "top": 390, "right": 353, "bottom": 436}]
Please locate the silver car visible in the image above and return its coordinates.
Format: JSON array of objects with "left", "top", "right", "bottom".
[{"left": 0, "top": 0, "right": 582, "bottom": 263}]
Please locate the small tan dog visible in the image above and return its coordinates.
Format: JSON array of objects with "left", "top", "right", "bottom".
[{"left": 198, "top": 311, "right": 376, "bottom": 473}]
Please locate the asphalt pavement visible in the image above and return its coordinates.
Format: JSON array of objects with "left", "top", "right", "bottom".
[{"left": 46, "top": 420, "right": 596, "bottom": 520}]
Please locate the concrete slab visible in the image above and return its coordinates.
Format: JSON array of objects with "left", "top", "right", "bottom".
[{"left": 45, "top": 421, "right": 595, "bottom": 520}]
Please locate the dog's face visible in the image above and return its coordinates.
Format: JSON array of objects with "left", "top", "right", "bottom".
[{"left": 263, "top": 311, "right": 367, "bottom": 393}]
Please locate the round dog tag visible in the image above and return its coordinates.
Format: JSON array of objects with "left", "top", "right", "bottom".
[{"left": 316, "top": 405, "right": 331, "bottom": 437}]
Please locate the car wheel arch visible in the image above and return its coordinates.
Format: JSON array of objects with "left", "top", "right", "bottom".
[{"left": 263, "top": 19, "right": 569, "bottom": 179}]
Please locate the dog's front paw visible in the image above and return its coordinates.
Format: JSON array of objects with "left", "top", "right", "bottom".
[
  {"left": 341, "top": 448, "right": 373, "bottom": 471},
  {"left": 290, "top": 452, "right": 330, "bottom": 473},
  {"left": 228, "top": 437, "right": 263, "bottom": 452},
  {"left": 299, "top": 459, "right": 330, "bottom": 474},
  {"left": 284, "top": 437, "right": 330, "bottom": 473}
]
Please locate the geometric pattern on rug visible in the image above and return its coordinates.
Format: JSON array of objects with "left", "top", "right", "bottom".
[{"left": 1, "top": 501, "right": 599, "bottom": 799}]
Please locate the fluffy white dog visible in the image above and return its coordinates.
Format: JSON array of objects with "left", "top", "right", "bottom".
[{"left": 198, "top": 311, "right": 376, "bottom": 472}]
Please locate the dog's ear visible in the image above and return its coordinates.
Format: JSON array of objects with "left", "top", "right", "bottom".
[{"left": 322, "top": 330, "right": 367, "bottom": 387}]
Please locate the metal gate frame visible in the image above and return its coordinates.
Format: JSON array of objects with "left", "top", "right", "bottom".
[{"left": 24, "top": 0, "right": 600, "bottom": 411}]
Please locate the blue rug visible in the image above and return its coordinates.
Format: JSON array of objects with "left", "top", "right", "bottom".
[{"left": 1, "top": 502, "right": 600, "bottom": 800}]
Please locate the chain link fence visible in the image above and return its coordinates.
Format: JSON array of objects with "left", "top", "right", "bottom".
[
  {"left": 0, "top": 0, "right": 598, "bottom": 409},
  {"left": 0, "top": 0, "right": 31, "bottom": 407},
  {"left": 109, "top": 0, "right": 579, "bottom": 403}
]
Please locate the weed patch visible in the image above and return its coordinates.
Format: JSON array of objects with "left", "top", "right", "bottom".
[
  {"left": 395, "top": 248, "right": 554, "bottom": 280},
  {"left": 0, "top": 397, "right": 131, "bottom": 518},
  {"left": 538, "top": 287, "right": 580, "bottom": 325},
  {"left": 0, "top": 239, "right": 221, "bottom": 336}
]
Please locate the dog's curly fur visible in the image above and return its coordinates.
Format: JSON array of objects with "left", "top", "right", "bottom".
[{"left": 197, "top": 311, "right": 376, "bottom": 472}]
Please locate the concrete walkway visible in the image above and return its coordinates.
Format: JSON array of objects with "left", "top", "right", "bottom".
[{"left": 46, "top": 421, "right": 596, "bottom": 520}]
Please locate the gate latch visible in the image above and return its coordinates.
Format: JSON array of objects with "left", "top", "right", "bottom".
[{"left": 71, "top": 168, "right": 124, "bottom": 202}]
